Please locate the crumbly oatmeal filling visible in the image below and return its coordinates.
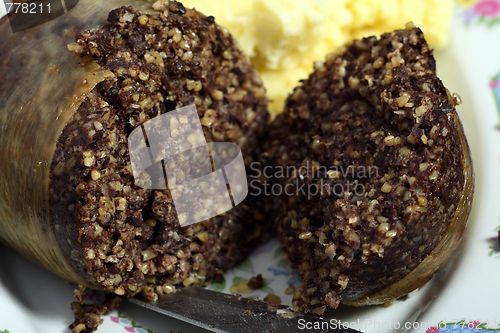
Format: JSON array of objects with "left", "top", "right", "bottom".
[
  {"left": 264, "top": 23, "right": 466, "bottom": 314},
  {"left": 49, "top": 2, "right": 268, "bottom": 331}
]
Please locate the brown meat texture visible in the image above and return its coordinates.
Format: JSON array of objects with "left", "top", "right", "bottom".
[
  {"left": 263, "top": 24, "right": 472, "bottom": 314},
  {"left": 50, "top": 1, "right": 269, "bottom": 304},
  {"left": 70, "top": 294, "right": 122, "bottom": 333}
]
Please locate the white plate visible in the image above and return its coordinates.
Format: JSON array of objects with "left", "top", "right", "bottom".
[{"left": 1, "top": 1, "right": 500, "bottom": 333}]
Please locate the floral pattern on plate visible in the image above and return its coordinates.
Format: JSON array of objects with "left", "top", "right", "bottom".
[
  {"left": 456, "top": 0, "right": 500, "bottom": 27},
  {"left": 488, "top": 69, "right": 500, "bottom": 258},
  {"left": 109, "top": 312, "right": 160, "bottom": 333},
  {"left": 490, "top": 71, "right": 500, "bottom": 118},
  {"left": 427, "top": 320, "right": 500, "bottom": 332},
  {"left": 204, "top": 238, "right": 302, "bottom": 306}
]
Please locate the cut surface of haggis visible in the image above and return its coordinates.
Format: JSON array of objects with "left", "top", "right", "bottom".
[
  {"left": 49, "top": 1, "right": 268, "bottom": 331},
  {"left": 265, "top": 23, "right": 473, "bottom": 314}
]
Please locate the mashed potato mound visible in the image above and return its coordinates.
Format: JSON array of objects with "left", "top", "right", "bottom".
[{"left": 182, "top": 0, "right": 453, "bottom": 115}]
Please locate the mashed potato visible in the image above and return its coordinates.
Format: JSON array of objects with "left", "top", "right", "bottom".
[{"left": 182, "top": 0, "right": 454, "bottom": 115}]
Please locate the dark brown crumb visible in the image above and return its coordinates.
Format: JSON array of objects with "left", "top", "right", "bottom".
[
  {"left": 50, "top": 1, "right": 269, "bottom": 332},
  {"left": 247, "top": 273, "right": 264, "bottom": 289},
  {"left": 70, "top": 295, "right": 122, "bottom": 333},
  {"left": 264, "top": 23, "right": 467, "bottom": 314}
]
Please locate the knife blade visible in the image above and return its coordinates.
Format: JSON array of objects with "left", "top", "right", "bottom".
[{"left": 128, "top": 287, "right": 360, "bottom": 333}]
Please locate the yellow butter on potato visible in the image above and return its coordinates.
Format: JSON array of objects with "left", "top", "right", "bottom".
[{"left": 183, "top": 0, "right": 453, "bottom": 115}]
